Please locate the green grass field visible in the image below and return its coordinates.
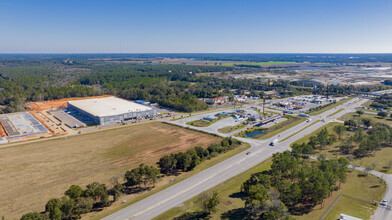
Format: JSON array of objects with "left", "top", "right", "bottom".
[
  {"left": 327, "top": 108, "right": 344, "bottom": 117},
  {"left": 218, "top": 121, "right": 249, "bottom": 134},
  {"left": 0, "top": 122, "right": 222, "bottom": 219}
]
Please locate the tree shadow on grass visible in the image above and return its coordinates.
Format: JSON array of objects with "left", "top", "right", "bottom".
[
  {"left": 358, "top": 173, "right": 367, "bottom": 177},
  {"left": 370, "top": 185, "right": 381, "bottom": 188},
  {"left": 229, "top": 192, "right": 246, "bottom": 199},
  {"left": 221, "top": 208, "right": 248, "bottom": 220},
  {"left": 173, "top": 211, "right": 209, "bottom": 220}
]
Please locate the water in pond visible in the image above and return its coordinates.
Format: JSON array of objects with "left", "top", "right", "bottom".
[{"left": 245, "top": 130, "right": 265, "bottom": 138}]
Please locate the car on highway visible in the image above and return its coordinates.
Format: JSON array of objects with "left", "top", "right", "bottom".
[
  {"left": 246, "top": 151, "right": 251, "bottom": 155},
  {"left": 321, "top": 119, "right": 325, "bottom": 122},
  {"left": 380, "top": 200, "right": 388, "bottom": 206}
]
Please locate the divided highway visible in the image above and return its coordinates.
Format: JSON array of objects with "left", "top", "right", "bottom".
[{"left": 104, "top": 98, "right": 391, "bottom": 220}]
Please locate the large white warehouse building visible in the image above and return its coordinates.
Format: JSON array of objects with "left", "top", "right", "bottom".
[{"left": 67, "top": 96, "right": 156, "bottom": 125}]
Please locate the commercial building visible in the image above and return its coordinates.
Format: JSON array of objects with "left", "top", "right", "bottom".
[{"left": 67, "top": 96, "right": 156, "bottom": 125}]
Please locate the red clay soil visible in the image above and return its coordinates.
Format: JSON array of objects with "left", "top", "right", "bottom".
[
  {"left": 0, "top": 122, "right": 7, "bottom": 137},
  {"left": 25, "top": 95, "right": 112, "bottom": 111}
]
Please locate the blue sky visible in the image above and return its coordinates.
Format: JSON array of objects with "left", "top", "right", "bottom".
[{"left": 0, "top": 0, "right": 391, "bottom": 53}]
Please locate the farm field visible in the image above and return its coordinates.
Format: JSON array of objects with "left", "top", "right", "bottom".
[{"left": 0, "top": 122, "right": 221, "bottom": 219}]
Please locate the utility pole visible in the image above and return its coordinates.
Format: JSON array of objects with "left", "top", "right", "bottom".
[{"left": 327, "top": 82, "right": 330, "bottom": 99}]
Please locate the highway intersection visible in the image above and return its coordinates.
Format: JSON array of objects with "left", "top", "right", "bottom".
[{"left": 104, "top": 97, "right": 392, "bottom": 220}]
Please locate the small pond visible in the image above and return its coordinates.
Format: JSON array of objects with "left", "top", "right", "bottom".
[{"left": 245, "top": 130, "right": 265, "bottom": 138}]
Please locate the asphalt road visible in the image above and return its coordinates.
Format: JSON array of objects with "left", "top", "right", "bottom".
[{"left": 103, "top": 98, "right": 391, "bottom": 220}]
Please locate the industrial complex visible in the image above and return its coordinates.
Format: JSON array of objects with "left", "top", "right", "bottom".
[
  {"left": 67, "top": 96, "right": 156, "bottom": 125},
  {"left": 0, "top": 96, "right": 157, "bottom": 144}
]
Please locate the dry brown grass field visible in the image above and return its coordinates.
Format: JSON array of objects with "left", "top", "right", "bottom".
[{"left": 0, "top": 122, "right": 221, "bottom": 219}]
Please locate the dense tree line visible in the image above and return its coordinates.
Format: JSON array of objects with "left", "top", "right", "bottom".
[
  {"left": 0, "top": 66, "right": 96, "bottom": 113},
  {"left": 241, "top": 151, "right": 348, "bottom": 218},
  {"left": 370, "top": 94, "right": 392, "bottom": 109},
  {"left": 157, "top": 137, "right": 241, "bottom": 174},
  {"left": 0, "top": 56, "right": 389, "bottom": 113},
  {"left": 343, "top": 120, "right": 392, "bottom": 158},
  {"left": 21, "top": 183, "right": 111, "bottom": 220},
  {"left": 306, "top": 100, "right": 337, "bottom": 113}
]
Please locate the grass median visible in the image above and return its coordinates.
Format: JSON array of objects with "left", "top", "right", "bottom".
[
  {"left": 307, "top": 97, "right": 353, "bottom": 116},
  {"left": 279, "top": 119, "right": 320, "bottom": 142},
  {"left": 237, "top": 115, "right": 306, "bottom": 140}
]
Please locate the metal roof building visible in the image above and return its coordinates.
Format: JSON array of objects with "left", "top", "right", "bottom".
[{"left": 67, "top": 96, "right": 156, "bottom": 125}]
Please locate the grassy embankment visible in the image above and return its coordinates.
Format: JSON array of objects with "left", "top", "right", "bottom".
[
  {"left": 307, "top": 97, "right": 353, "bottom": 116},
  {"left": 0, "top": 122, "right": 227, "bottom": 219}
]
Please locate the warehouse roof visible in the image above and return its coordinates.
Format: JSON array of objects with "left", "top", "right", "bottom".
[{"left": 67, "top": 96, "right": 152, "bottom": 117}]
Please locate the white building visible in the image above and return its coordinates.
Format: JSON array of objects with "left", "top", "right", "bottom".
[{"left": 67, "top": 96, "right": 156, "bottom": 125}]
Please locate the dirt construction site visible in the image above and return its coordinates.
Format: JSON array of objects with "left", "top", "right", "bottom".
[{"left": 0, "top": 95, "right": 112, "bottom": 144}]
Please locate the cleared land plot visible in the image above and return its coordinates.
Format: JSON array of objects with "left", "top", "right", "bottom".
[
  {"left": 186, "top": 115, "right": 232, "bottom": 127},
  {"left": 0, "top": 112, "right": 49, "bottom": 139},
  {"left": 25, "top": 95, "right": 112, "bottom": 111},
  {"left": 0, "top": 122, "right": 221, "bottom": 219},
  {"left": 155, "top": 160, "right": 385, "bottom": 220}
]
